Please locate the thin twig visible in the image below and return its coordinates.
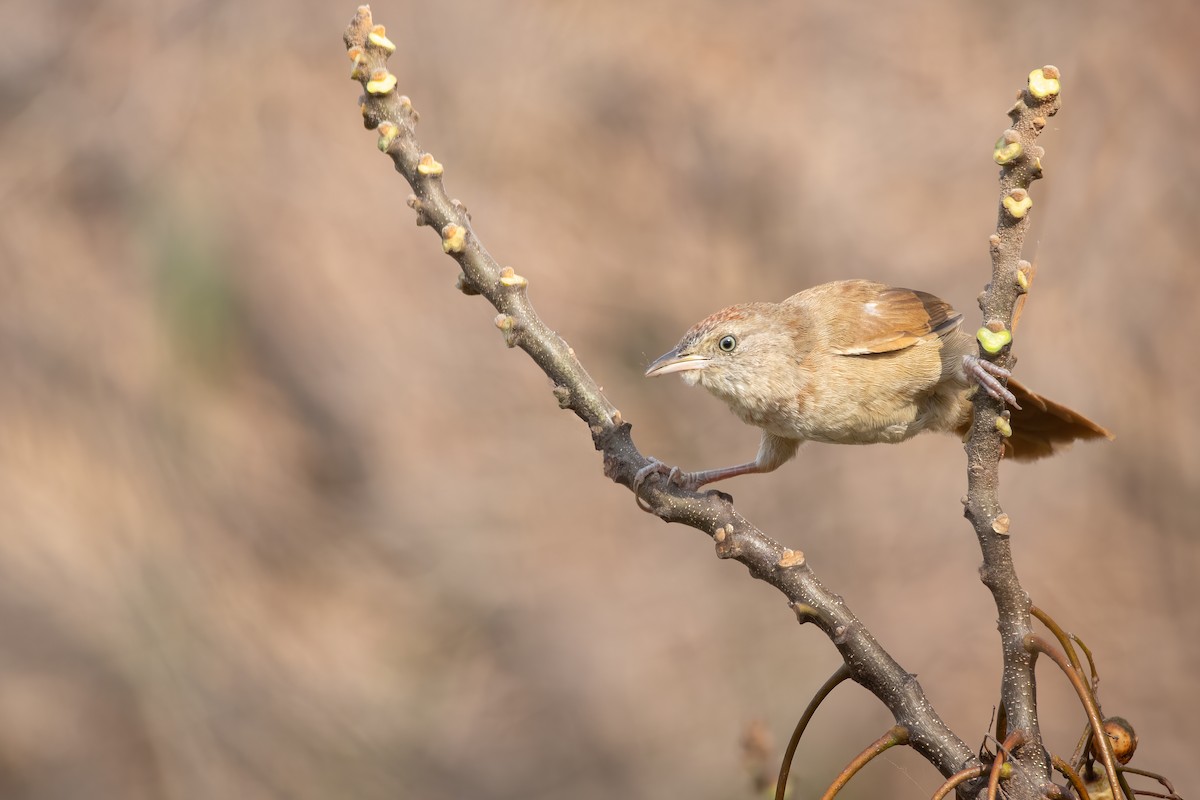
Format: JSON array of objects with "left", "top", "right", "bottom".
[
  {"left": 1071, "top": 634, "right": 1101, "bottom": 693},
  {"left": 932, "top": 765, "right": 987, "bottom": 800},
  {"left": 819, "top": 725, "right": 909, "bottom": 800},
  {"left": 1119, "top": 767, "right": 1182, "bottom": 800},
  {"left": 775, "top": 665, "right": 852, "bottom": 800},
  {"left": 1052, "top": 754, "right": 1092, "bottom": 800},
  {"left": 987, "top": 731, "right": 1026, "bottom": 800},
  {"left": 341, "top": 4, "right": 978, "bottom": 782},
  {"left": 1031, "top": 605, "right": 1084, "bottom": 675}
]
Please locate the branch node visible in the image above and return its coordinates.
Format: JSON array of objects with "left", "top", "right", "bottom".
[
  {"left": 406, "top": 194, "right": 430, "bottom": 226},
  {"left": 498, "top": 266, "right": 529, "bottom": 288},
  {"left": 455, "top": 273, "right": 480, "bottom": 295},
  {"left": 776, "top": 548, "right": 806, "bottom": 569},
  {"left": 398, "top": 95, "right": 419, "bottom": 123},
  {"left": 347, "top": 47, "right": 366, "bottom": 79},
  {"left": 714, "top": 526, "right": 741, "bottom": 559},
  {"left": 789, "top": 602, "right": 819, "bottom": 623},
  {"left": 994, "top": 130, "right": 1023, "bottom": 165},
  {"left": 1002, "top": 188, "right": 1033, "bottom": 219},
  {"left": 976, "top": 325, "right": 1013, "bottom": 354},
  {"left": 995, "top": 414, "right": 1013, "bottom": 438},
  {"left": 367, "top": 25, "right": 396, "bottom": 53},
  {"left": 376, "top": 121, "right": 400, "bottom": 152},
  {"left": 366, "top": 69, "right": 398, "bottom": 96},
  {"left": 493, "top": 314, "right": 520, "bottom": 347},
  {"left": 418, "top": 152, "right": 445, "bottom": 176},
  {"left": 1039, "top": 781, "right": 1066, "bottom": 798},
  {"left": 441, "top": 223, "right": 467, "bottom": 253},
  {"left": 1016, "top": 261, "right": 1033, "bottom": 291}
]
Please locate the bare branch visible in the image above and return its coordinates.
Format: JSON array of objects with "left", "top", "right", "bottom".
[
  {"left": 962, "top": 65, "right": 1064, "bottom": 795},
  {"left": 342, "top": 4, "right": 979, "bottom": 782}
]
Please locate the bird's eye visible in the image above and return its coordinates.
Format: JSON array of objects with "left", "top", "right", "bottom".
[{"left": 718, "top": 335, "right": 737, "bottom": 352}]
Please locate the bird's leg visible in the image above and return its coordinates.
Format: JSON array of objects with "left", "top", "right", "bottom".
[
  {"left": 632, "top": 434, "right": 801, "bottom": 502},
  {"left": 962, "top": 354, "right": 1021, "bottom": 410},
  {"left": 632, "top": 458, "right": 767, "bottom": 500}
]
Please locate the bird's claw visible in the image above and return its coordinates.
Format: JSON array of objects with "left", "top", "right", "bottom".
[
  {"left": 633, "top": 458, "right": 702, "bottom": 512},
  {"left": 963, "top": 354, "right": 1021, "bottom": 410}
]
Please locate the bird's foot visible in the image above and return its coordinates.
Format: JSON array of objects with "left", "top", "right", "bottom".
[
  {"left": 963, "top": 354, "right": 1021, "bottom": 410},
  {"left": 633, "top": 458, "right": 704, "bottom": 511}
]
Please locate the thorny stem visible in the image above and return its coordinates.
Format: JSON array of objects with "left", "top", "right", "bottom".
[
  {"left": 819, "top": 725, "right": 909, "bottom": 800},
  {"left": 963, "top": 65, "right": 1064, "bottom": 797},
  {"left": 774, "top": 664, "right": 851, "bottom": 800},
  {"left": 342, "top": 5, "right": 978, "bottom": 783}
]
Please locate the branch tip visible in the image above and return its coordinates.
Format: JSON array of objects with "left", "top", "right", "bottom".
[{"left": 1028, "top": 67, "right": 1061, "bottom": 99}]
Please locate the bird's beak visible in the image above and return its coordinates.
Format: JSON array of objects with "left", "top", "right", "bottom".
[{"left": 644, "top": 348, "right": 710, "bottom": 377}]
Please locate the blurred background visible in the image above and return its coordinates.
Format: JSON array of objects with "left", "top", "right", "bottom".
[{"left": 1, "top": 0, "right": 1197, "bottom": 797}]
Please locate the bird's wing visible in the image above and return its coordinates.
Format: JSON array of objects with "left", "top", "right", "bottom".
[{"left": 823, "top": 282, "right": 963, "bottom": 356}]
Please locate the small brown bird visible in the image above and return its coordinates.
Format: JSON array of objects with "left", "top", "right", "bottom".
[{"left": 640, "top": 279, "right": 1110, "bottom": 490}]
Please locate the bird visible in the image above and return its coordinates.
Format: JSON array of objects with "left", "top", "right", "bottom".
[{"left": 638, "top": 279, "right": 1111, "bottom": 491}]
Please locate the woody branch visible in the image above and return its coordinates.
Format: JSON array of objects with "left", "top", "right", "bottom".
[
  {"left": 963, "top": 65, "right": 1064, "bottom": 797},
  {"left": 342, "top": 4, "right": 979, "bottom": 781}
]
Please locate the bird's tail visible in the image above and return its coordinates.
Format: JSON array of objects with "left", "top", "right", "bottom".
[{"left": 957, "top": 377, "right": 1113, "bottom": 461}]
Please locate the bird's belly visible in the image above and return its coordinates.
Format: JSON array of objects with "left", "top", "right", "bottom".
[
  {"left": 800, "top": 380, "right": 971, "bottom": 445},
  {"left": 799, "top": 406, "right": 921, "bottom": 445}
]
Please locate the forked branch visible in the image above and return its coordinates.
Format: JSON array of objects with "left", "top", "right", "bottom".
[
  {"left": 342, "top": 8, "right": 1101, "bottom": 798},
  {"left": 342, "top": 3, "right": 975, "bottom": 782}
]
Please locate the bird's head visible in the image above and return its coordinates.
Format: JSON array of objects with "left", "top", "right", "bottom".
[{"left": 645, "top": 303, "right": 799, "bottom": 407}]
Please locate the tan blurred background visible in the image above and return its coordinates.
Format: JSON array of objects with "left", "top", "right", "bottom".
[{"left": 1, "top": 1, "right": 1197, "bottom": 797}]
